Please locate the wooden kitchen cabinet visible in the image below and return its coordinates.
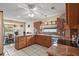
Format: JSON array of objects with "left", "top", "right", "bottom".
[
  {"left": 15, "top": 35, "right": 35, "bottom": 50},
  {"left": 36, "top": 35, "right": 52, "bottom": 47},
  {"left": 15, "top": 36, "right": 27, "bottom": 50},
  {"left": 42, "top": 36, "right": 52, "bottom": 47},
  {"left": 66, "top": 3, "right": 79, "bottom": 29},
  {"left": 15, "top": 35, "right": 52, "bottom": 50},
  {"left": 35, "top": 35, "right": 41, "bottom": 44},
  {"left": 26, "top": 35, "right": 35, "bottom": 46},
  {"left": 34, "top": 21, "right": 43, "bottom": 33},
  {"left": 34, "top": 21, "right": 42, "bottom": 29},
  {"left": 66, "top": 3, "right": 79, "bottom": 37}
]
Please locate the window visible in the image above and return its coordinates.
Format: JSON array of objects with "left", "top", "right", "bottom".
[{"left": 42, "top": 28, "right": 57, "bottom": 32}]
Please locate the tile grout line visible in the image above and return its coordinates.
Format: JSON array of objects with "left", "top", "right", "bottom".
[{"left": 4, "top": 47, "right": 10, "bottom": 56}]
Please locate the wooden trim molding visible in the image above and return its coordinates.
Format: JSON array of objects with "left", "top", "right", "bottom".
[
  {"left": 4, "top": 19, "right": 25, "bottom": 24},
  {"left": 0, "top": 11, "right": 4, "bottom": 55}
]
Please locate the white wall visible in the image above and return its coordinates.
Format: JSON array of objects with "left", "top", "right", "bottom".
[
  {"left": 13, "top": 25, "right": 24, "bottom": 36},
  {"left": 25, "top": 21, "right": 35, "bottom": 34}
]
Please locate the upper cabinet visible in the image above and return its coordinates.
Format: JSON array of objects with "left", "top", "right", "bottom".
[
  {"left": 41, "top": 21, "right": 57, "bottom": 29},
  {"left": 34, "top": 21, "right": 43, "bottom": 34},
  {"left": 66, "top": 3, "right": 79, "bottom": 29},
  {"left": 34, "top": 21, "right": 42, "bottom": 30}
]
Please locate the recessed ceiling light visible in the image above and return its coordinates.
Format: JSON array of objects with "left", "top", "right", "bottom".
[
  {"left": 51, "top": 7, "right": 55, "bottom": 9},
  {"left": 45, "top": 15, "right": 47, "bottom": 17}
]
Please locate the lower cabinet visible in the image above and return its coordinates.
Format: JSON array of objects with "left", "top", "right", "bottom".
[
  {"left": 15, "top": 35, "right": 52, "bottom": 50},
  {"left": 26, "top": 35, "right": 35, "bottom": 46},
  {"left": 36, "top": 35, "right": 52, "bottom": 47},
  {"left": 15, "top": 36, "right": 27, "bottom": 50}
]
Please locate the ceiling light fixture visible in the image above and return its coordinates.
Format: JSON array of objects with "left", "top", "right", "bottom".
[
  {"left": 33, "top": 7, "right": 37, "bottom": 11},
  {"left": 51, "top": 7, "right": 55, "bottom": 9},
  {"left": 18, "top": 4, "right": 38, "bottom": 18},
  {"left": 28, "top": 13, "right": 34, "bottom": 17}
]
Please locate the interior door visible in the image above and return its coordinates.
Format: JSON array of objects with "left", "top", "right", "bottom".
[{"left": 0, "top": 11, "right": 3, "bottom": 55}]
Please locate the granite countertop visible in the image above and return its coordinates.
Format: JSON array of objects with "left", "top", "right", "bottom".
[
  {"left": 37, "top": 34, "right": 61, "bottom": 38},
  {"left": 16, "top": 34, "right": 61, "bottom": 38},
  {"left": 16, "top": 34, "right": 35, "bottom": 37}
]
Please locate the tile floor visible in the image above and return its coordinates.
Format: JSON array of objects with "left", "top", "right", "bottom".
[{"left": 4, "top": 44, "right": 48, "bottom": 56}]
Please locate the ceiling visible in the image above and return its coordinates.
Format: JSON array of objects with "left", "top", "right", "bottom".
[{"left": 0, "top": 3, "right": 65, "bottom": 21}]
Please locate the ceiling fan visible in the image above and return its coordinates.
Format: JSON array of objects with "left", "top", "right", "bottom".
[
  {"left": 18, "top": 3, "right": 49, "bottom": 18},
  {"left": 18, "top": 3, "right": 40, "bottom": 17}
]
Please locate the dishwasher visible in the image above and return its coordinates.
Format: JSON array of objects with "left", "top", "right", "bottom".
[{"left": 51, "top": 35, "right": 60, "bottom": 46}]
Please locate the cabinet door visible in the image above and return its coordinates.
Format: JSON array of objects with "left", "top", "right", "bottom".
[
  {"left": 34, "top": 21, "right": 42, "bottom": 29},
  {"left": 29, "top": 36, "right": 35, "bottom": 45},
  {"left": 18, "top": 37, "right": 26, "bottom": 49},
  {"left": 41, "top": 36, "right": 52, "bottom": 47},
  {"left": 26, "top": 36, "right": 31, "bottom": 46},
  {"left": 30, "top": 36, "right": 35, "bottom": 44},
  {"left": 26, "top": 36, "right": 35, "bottom": 46},
  {"left": 36, "top": 35, "right": 52, "bottom": 47},
  {"left": 66, "top": 3, "right": 78, "bottom": 28},
  {"left": 15, "top": 37, "right": 19, "bottom": 49},
  {"left": 66, "top": 3, "right": 79, "bottom": 38},
  {"left": 35, "top": 35, "right": 42, "bottom": 44}
]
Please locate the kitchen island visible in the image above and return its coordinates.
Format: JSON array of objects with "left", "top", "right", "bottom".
[
  {"left": 15, "top": 34, "right": 52, "bottom": 50},
  {"left": 47, "top": 44, "right": 79, "bottom": 56}
]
